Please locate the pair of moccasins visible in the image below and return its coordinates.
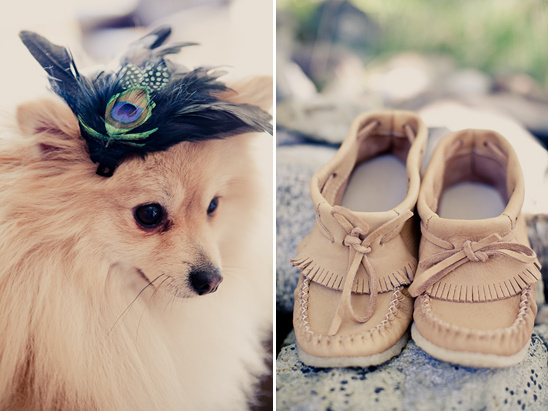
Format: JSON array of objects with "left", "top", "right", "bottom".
[{"left": 291, "top": 111, "right": 542, "bottom": 369}]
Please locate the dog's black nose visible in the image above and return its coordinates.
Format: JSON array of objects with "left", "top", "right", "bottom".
[{"left": 189, "top": 268, "right": 223, "bottom": 295}]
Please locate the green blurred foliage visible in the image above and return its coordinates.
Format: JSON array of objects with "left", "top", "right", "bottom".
[{"left": 278, "top": 0, "right": 548, "bottom": 86}]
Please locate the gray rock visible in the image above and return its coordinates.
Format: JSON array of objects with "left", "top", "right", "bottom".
[
  {"left": 276, "top": 99, "right": 375, "bottom": 144},
  {"left": 277, "top": 326, "right": 548, "bottom": 411},
  {"left": 276, "top": 145, "right": 337, "bottom": 313},
  {"left": 276, "top": 60, "right": 318, "bottom": 102},
  {"left": 528, "top": 215, "right": 548, "bottom": 304},
  {"left": 445, "top": 68, "right": 493, "bottom": 97}
]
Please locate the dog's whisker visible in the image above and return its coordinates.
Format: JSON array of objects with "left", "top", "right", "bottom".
[
  {"left": 136, "top": 274, "right": 171, "bottom": 337},
  {"left": 151, "top": 274, "right": 170, "bottom": 298},
  {"left": 135, "top": 303, "right": 148, "bottom": 339},
  {"left": 109, "top": 273, "right": 166, "bottom": 334}
]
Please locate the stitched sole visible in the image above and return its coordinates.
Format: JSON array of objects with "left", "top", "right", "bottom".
[
  {"left": 411, "top": 323, "right": 530, "bottom": 368},
  {"left": 296, "top": 333, "right": 408, "bottom": 368}
]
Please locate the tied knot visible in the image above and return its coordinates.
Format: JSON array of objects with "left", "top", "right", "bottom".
[
  {"left": 409, "top": 225, "right": 538, "bottom": 298},
  {"left": 462, "top": 240, "right": 489, "bottom": 262},
  {"left": 343, "top": 230, "right": 372, "bottom": 254},
  {"left": 325, "top": 207, "right": 414, "bottom": 336}
]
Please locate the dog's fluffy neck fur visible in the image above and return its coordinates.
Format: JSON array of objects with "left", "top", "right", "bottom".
[
  {"left": 0, "top": 254, "right": 182, "bottom": 409},
  {"left": 0, "top": 82, "right": 272, "bottom": 410}
]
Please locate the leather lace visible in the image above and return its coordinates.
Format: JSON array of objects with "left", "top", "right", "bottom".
[
  {"left": 326, "top": 207, "right": 413, "bottom": 336},
  {"left": 409, "top": 223, "right": 537, "bottom": 297}
]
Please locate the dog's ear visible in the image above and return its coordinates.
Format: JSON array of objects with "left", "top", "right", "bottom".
[
  {"left": 218, "top": 76, "right": 273, "bottom": 112},
  {"left": 16, "top": 97, "right": 87, "bottom": 160}
]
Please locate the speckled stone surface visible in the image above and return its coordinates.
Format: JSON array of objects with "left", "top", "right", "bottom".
[
  {"left": 277, "top": 326, "right": 548, "bottom": 411},
  {"left": 276, "top": 144, "right": 337, "bottom": 313}
]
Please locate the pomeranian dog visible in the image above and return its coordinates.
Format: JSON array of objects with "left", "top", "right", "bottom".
[{"left": 0, "top": 28, "right": 273, "bottom": 410}]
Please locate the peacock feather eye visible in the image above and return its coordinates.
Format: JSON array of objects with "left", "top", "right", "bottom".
[
  {"left": 111, "top": 101, "right": 144, "bottom": 123},
  {"left": 105, "top": 87, "right": 155, "bottom": 135}
]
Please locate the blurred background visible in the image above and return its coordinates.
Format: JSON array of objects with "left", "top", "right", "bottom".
[{"left": 277, "top": 0, "right": 548, "bottom": 145}]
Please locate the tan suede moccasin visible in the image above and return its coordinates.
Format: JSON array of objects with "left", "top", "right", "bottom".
[
  {"left": 409, "top": 129, "right": 542, "bottom": 368},
  {"left": 291, "top": 111, "right": 427, "bottom": 367}
]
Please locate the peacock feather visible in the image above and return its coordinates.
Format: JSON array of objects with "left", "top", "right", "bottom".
[{"left": 19, "top": 27, "right": 272, "bottom": 177}]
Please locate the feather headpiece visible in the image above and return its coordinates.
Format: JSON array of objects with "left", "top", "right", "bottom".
[{"left": 19, "top": 27, "right": 272, "bottom": 177}]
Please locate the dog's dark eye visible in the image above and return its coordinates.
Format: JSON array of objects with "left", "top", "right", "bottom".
[
  {"left": 207, "top": 197, "right": 219, "bottom": 216},
  {"left": 134, "top": 203, "right": 165, "bottom": 228}
]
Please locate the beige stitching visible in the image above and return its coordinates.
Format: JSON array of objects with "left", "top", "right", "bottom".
[
  {"left": 298, "top": 281, "right": 405, "bottom": 341},
  {"left": 421, "top": 288, "right": 532, "bottom": 337}
]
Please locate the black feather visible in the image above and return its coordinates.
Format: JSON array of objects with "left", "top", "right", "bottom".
[
  {"left": 19, "top": 31, "right": 81, "bottom": 97},
  {"left": 147, "top": 26, "right": 172, "bottom": 49},
  {"left": 19, "top": 27, "right": 272, "bottom": 177}
]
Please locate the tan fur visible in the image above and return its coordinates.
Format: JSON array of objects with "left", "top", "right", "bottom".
[{"left": 0, "top": 78, "right": 273, "bottom": 411}]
